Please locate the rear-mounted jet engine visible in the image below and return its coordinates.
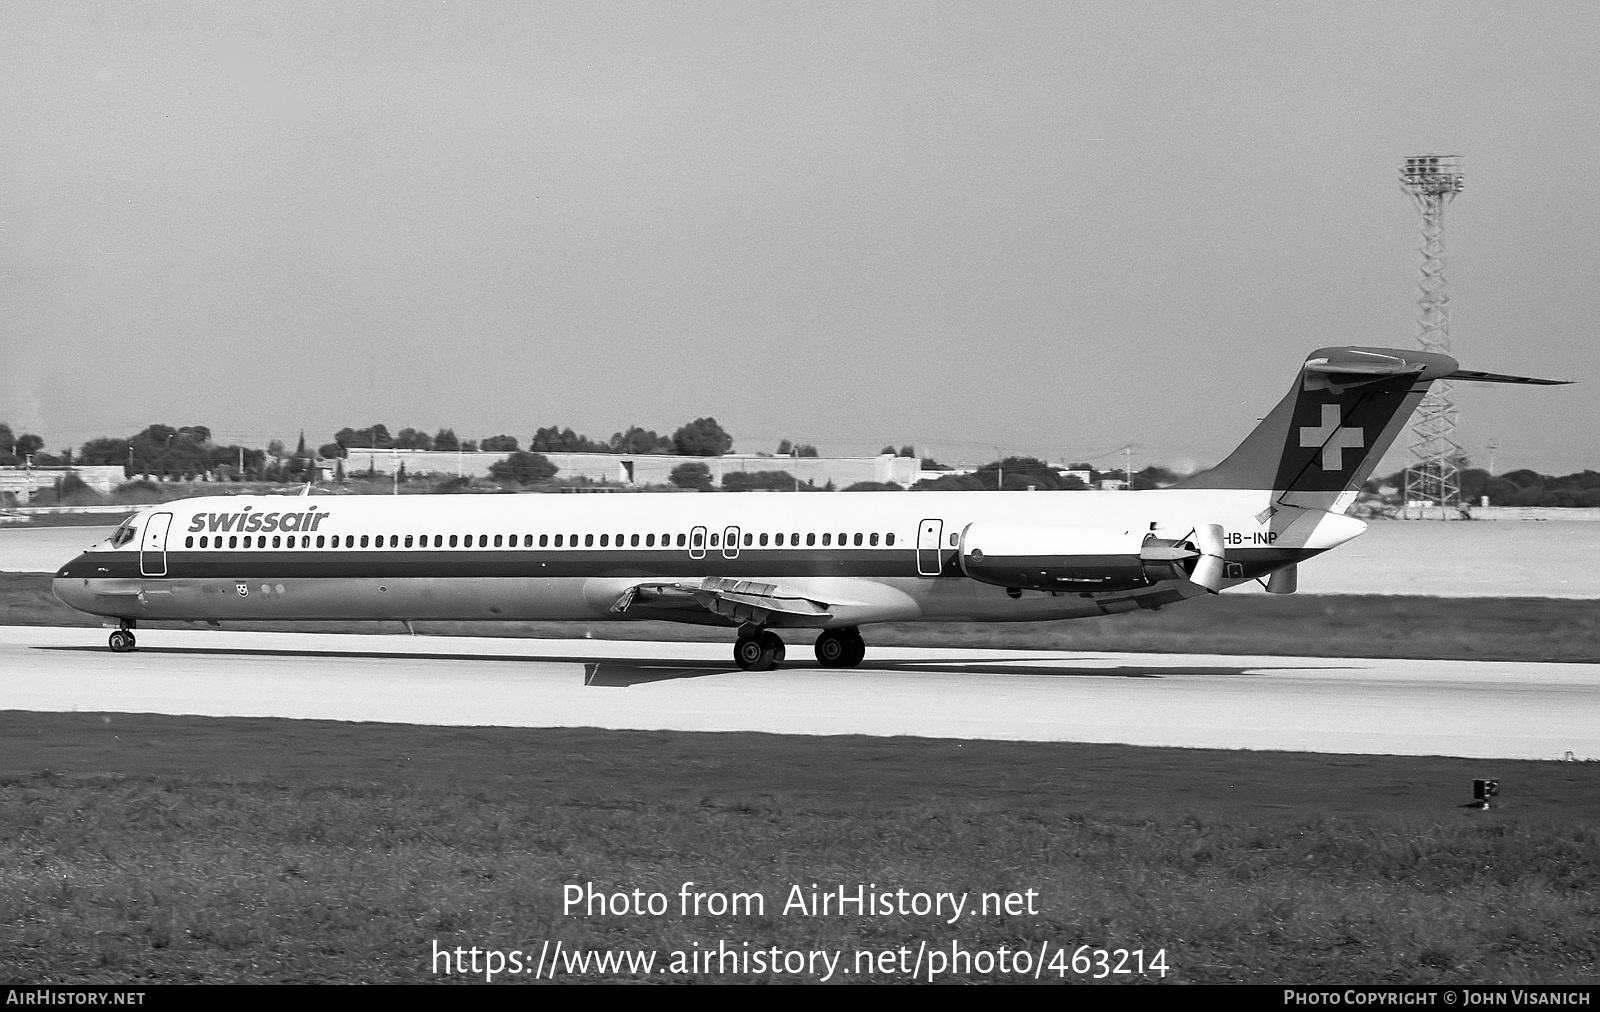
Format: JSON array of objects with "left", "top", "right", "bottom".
[{"left": 957, "top": 522, "right": 1226, "bottom": 594}]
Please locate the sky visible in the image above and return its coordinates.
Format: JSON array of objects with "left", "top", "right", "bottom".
[{"left": 2, "top": 1, "right": 1595, "bottom": 474}]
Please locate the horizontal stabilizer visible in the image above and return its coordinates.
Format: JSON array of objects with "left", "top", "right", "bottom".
[
  {"left": 1444, "top": 368, "right": 1571, "bottom": 386},
  {"left": 1303, "top": 357, "right": 1424, "bottom": 377}
]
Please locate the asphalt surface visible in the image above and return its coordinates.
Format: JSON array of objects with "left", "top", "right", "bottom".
[{"left": 2, "top": 626, "right": 1593, "bottom": 760}]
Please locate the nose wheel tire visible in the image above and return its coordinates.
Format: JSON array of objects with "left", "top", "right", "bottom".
[
  {"left": 734, "top": 631, "right": 785, "bottom": 671},
  {"left": 815, "top": 628, "right": 866, "bottom": 668},
  {"left": 108, "top": 630, "right": 137, "bottom": 653}
]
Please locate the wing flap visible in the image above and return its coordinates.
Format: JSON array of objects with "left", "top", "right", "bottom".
[{"left": 610, "top": 576, "right": 834, "bottom": 627}]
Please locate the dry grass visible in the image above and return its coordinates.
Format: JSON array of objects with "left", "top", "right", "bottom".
[{"left": 0, "top": 716, "right": 1596, "bottom": 984}]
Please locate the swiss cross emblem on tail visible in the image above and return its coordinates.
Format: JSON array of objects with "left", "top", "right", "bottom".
[{"left": 1299, "top": 403, "right": 1363, "bottom": 471}]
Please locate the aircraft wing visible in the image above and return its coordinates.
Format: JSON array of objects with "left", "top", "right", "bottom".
[{"left": 609, "top": 576, "right": 834, "bottom": 627}]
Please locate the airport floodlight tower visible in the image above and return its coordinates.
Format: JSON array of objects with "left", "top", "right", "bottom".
[{"left": 1399, "top": 154, "right": 1465, "bottom": 513}]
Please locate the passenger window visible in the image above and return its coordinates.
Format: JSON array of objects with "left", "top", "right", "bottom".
[
  {"left": 523, "top": 535, "right": 532, "bottom": 547},
  {"left": 243, "top": 536, "right": 252, "bottom": 548},
  {"left": 539, "top": 534, "right": 548, "bottom": 547},
  {"left": 554, "top": 534, "right": 563, "bottom": 547},
  {"left": 839, "top": 532, "right": 847, "bottom": 544},
  {"left": 646, "top": 534, "right": 655, "bottom": 547},
  {"left": 185, "top": 536, "right": 194, "bottom": 548},
  {"left": 631, "top": 534, "right": 640, "bottom": 547},
  {"left": 822, "top": 533, "right": 831, "bottom": 546},
  {"left": 807, "top": 533, "right": 815, "bottom": 546},
  {"left": 360, "top": 535, "right": 369, "bottom": 548},
  {"left": 600, "top": 534, "right": 609, "bottom": 547},
  {"left": 405, "top": 535, "right": 413, "bottom": 548},
  {"left": 743, "top": 533, "right": 753, "bottom": 547},
  {"left": 229, "top": 536, "right": 238, "bottom": 548},
  {"left": 853, "top": 533, "right": 863, "bottom": 546},
  {"left": 759, "top": 533, "right": 768, "bottom": 546},
  {"left": 711, "top": 533, "right": 719, "bottom": 547},
  {"left": 886, "top": 533, "right": 895, "bottom": 546},
  {"left": 494, "top": 534, "right": 503, "bottom": 547},
  {"left": 449, "top": 535, "right": 458, "bottom": 547},
  {"left": 316, "top": 536, "right": 324, "bottom": 548},
  {"left": 870, "top": 533, "right": 879, "bottom": 546},
  {"left": 949, "top": 533, "right": 957, "bottom": 546},
  {"left": 273, "top": 536, "right": 282, "bottom": 548},
  {"left": 585, "top": 534, "right": 594, "bottom": 547},
  {"left": 434, "top": 535, "right": 442, "bottom": 547}
]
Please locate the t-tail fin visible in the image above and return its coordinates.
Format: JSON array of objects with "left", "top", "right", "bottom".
[{"left": 1177, "top": 346, "right": 1568, "bottom": 511}]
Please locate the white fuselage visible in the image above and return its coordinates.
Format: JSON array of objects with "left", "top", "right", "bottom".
[{"left": 54, "top": 488, "right": 1362, "bottom": 629}]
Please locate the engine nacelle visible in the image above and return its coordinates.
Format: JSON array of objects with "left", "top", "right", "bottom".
[{"left": 958, "top": 522, "right": 1222, "bottom": 593}]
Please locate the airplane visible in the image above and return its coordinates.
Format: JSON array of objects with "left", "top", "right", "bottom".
[{"left": 53, "top": 346, "right": 1565, "bottom": 671}]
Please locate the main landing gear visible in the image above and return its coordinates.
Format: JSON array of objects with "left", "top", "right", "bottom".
[
  {"left": 732, "top": 626, "right": 867, "bottom": 671},
  {"left": 813, "top": 627, "right": 865, "bottom": 669},
  {"left": 108, "top": 620, "right": 137, "bottom": 653},
  {"left": 734, "top": 628, "right": 786, "bottom": 672}
]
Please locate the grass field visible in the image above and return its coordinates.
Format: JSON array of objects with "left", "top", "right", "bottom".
[
  {"left": 1, "top": 713, "right": 1596, "bottom": 984},
  {"left": 8, "top": 572, "right": 1600, "bottom": 663}
]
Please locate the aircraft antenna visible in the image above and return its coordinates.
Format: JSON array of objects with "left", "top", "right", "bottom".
[{"left": 1399, "top": 154, "right": 1465, "bottom": 517}]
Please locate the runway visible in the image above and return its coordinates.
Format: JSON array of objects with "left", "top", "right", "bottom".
[{"left": 1, "top": 625, "right": 1594, "bottom": 760}]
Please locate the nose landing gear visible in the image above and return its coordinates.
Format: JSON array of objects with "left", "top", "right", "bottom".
[
  {"left": 814, "top": 627, "right": 865, "bottom": 668},
  {"left": 108, "top": 620, "right": 137, "bottom": 653}
]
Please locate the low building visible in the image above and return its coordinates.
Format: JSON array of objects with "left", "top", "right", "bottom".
[
  {"left": 333, "top": 449, "right": 920, "bottom": 489},
  {"left": 0, "top": 466, "right": 127, "bottom": 504}
]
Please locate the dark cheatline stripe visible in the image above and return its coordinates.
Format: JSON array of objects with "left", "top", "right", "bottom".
[
  {"left": 61, "top": 548, "right": 943, "bottom": 582},
  {"left": 61, "top": 545, "right": 1315, "bottom": 587}
]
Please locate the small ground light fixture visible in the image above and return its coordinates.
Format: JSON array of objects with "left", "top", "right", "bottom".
[{"left": 1471, "top": 779, "right": 1499, "bottom": 809}]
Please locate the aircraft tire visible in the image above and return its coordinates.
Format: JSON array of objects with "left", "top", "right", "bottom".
[
  {"left": 734, "top": 635, "right": 776, "bottom": 672},
  {"left": 108, "top": 630, "right": 135, "bottom": 653},
  {"left": 842, "top": 630, "right": 866, "bottom": 668},
  {"left": 814, "top": 629, "right": 849, "bottom": 667},
  {"left": 758, "top": 630, "right": 786, "bottom": 665}
]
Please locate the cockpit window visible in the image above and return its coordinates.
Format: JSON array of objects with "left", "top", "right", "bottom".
[{"left": 109, "top": 522, "right": 137, "bottom": 549}]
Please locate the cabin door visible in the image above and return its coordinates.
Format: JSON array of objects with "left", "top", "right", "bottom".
[
  {"left": 140, "top": 512, "right": 173, "bottom": 577},
  {"left": 722, "top": 526, "right": 741, "bottom": 560},
  {"left": 916, "top": 518, "right": 943, "bottom": 576}
]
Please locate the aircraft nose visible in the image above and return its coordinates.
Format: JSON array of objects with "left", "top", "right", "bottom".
[{"left": 52, "top": 573, "right": 95, "bottom": 613}]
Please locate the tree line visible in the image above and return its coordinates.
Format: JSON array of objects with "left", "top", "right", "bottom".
[
  {"left": 323, "top": 418, "right": 735, "bottom": 458},
  {"left": 1369, "top": 466, "right": 1600, "bottom": 509},
  {"left": 20, "top": 415, "right": 1592, "bottom": 502}
]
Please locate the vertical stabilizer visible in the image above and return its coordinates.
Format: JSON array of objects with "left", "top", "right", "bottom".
[{"left": 1177, "top": 347, "right": 1459, "bottom": 511}]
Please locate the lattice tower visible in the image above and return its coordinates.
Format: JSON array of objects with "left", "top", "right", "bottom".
[{"left": 1399, "top": 155, "right": 1465, "bottom": 511}]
